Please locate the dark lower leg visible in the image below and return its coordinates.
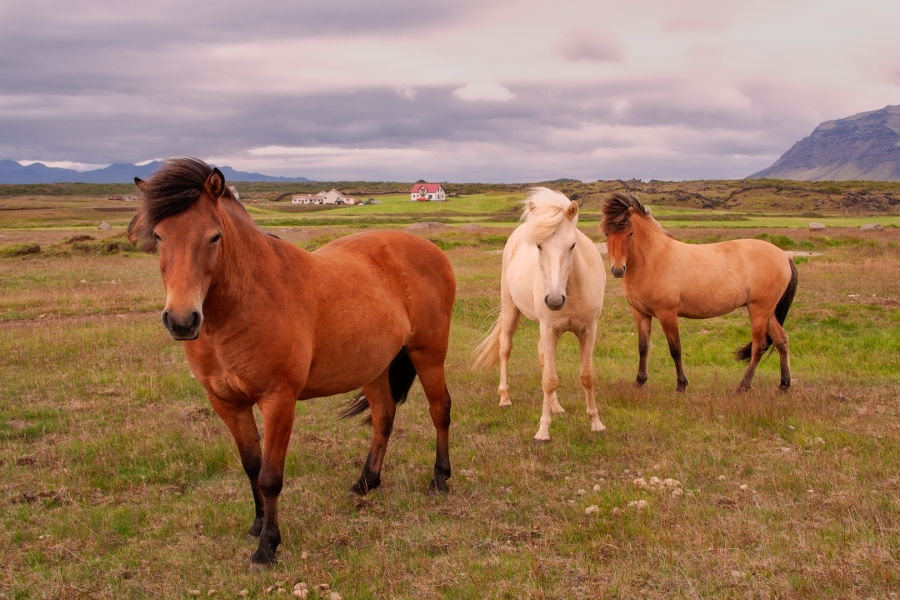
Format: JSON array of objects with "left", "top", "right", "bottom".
[
  {"left": 251, "top": 473, "right": 282, "bottom": 564},
  {"left": 428, "top": 387, "right": 452, "bottom": 494},
  {"left": 633, "top": 311, "right": 651, "bottom": 387},
  {"left": 351, "top": 379, "right": 395, "bottom": 495},
  {"left": 658, "top": 314, "right": 687, "bottom": 392}
]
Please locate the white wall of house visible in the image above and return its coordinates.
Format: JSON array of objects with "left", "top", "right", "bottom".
[{"left": 410, "top": 184, "right": 446, "bottom": 201}]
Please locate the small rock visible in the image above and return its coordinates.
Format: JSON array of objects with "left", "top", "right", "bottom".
[
  {"left": 653, "top": 463, "right": 661, "bottom": 470},
  {"left": 649, "top": 476, "right": 662, "bottom": 486},
  {"left": 294, "top": 583, "right": 308, "bottom": 591},
  {"left": 739, "top": 484, "right": 749, "bottom": 491},
  {"left": 807, "top": 489, "right": 814, "bottom": 494},
  {"left": 189, "top": 592, "right": 200, "bottom": 597},
  {"left": 593, "top": 484, "right": 602, "bottom": 492},
  {"left": 633, "top": 477, "right": 648, "bottom": 488},
  {"left": 860, "top": 223, "right": 883, "bottom": 231},
  {"left": 808, "top": 222, "right": 826, "bottom": 231},
  {"left": 293, "top": 591, "right": 309, "bottom": 599},
  {"left": 300, "top": 550, "right": 309, "bottom": 560},
  {"left": 718, "top": 475, "right": 727, "bottom": 481},
  {"left": 671, "top": 488, "right": 684, "bottom": 498},
  {"left": 329, "top": 593, "right": 342, "bottom": 600},
  {"left": 663, "top": 478, "right": 681, "bottom": 487},
  {"left": 266, "top": 586, "right": 276, "bottom": 593},
  {"left": 98, "top": 222, "right": 112, "bottom": 230},
  {"left": 627, "top": 499, "right": 649, "bottom": 510},
  {"left": 238, "top": 592, "right": 248, "bottom": 597},
  {"left": 813, "top": 437, "right": 825, "bottom": 445},
  {"left": 585, "top": 505, "right": 600, "bottom": 515},
  {"left": 576, "top": 489, "right": 586, "bottom": 495},
  {"left": 730, "top": 570, "right": 746, "bottom": 580}
]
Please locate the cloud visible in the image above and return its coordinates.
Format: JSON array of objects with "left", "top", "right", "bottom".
[
  {"left": 557, "top": 30, "right": 625, "bottom": 63},
  {"left": 452, "top": 83, "right": 515, "bottom": 102}
]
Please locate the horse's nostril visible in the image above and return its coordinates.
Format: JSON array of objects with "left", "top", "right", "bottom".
[{"left": 190, "top": 311, "right": 201, "bottom": 329}]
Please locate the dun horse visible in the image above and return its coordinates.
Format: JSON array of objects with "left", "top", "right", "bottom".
[
  {"left": 134, "top": 158, "right": 456, "bottom": 565},
  {"left": 474, "top": 188, "right": 606, "bottom": 441},
  {"left": 601, "top": 192, "right": 798, "bottom": 393}
]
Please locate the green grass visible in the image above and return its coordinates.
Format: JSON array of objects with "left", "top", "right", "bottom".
[{"left": 0, "top": 198, "right": 899, "bottom": 598}]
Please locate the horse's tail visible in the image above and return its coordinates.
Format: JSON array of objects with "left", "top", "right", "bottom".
[
  {"left": 735, "top": 258, "right": 798, "bottom": 362},
  {"left": 340, "top": 347, "right": 417, "bottom": 424},
  {"left": 472, "top": 315, "right": 502, "bottom": 371}
]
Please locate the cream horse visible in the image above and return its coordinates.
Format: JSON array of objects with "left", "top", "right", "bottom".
[{"left": 474, "top": 188, "right": 606, "bottom": 441}]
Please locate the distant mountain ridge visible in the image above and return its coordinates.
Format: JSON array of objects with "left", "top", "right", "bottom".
[
  {"left": 0, "top": 160, "right": 313, "bottom": 184},
  {"left": 750, "top": 105, "right": 900, "bottom": 182}
]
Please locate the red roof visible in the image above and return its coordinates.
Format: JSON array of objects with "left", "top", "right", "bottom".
[{"left": 410, "top": 183, "right": 443, "bottom": 194}]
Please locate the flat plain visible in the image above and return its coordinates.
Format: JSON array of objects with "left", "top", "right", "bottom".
[{"left": 1, "top": 181, "right": 899, "bottom": 599}]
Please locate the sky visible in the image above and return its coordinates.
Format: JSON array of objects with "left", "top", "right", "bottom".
[{"left": 2, "top": 0, "right": 899, "bottom": 182}]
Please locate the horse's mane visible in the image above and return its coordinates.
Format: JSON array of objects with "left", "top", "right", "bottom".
[
  {"left": 137, "top": 157, "right": 239, "bottom": 244},
  {"left": 600, "top": 192, "right": 659, "bottom": 235},
  {"left": 521, "top": 187, "right": 576, "bottom": 244}
]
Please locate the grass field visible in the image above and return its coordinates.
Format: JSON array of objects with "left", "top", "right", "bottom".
[{"left": 1, "top": 190, "right": 899, "bottom": 598}]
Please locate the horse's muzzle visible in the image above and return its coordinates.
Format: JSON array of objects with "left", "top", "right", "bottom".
[
  {"left": 162, "top": 309, "right": 203, "bottom": 340},
  {"left": 611, "top": 265, "right": 626, "bottom": 278},
  {"left": 544, "top": 294, "right": 566, "bottom": 311}
]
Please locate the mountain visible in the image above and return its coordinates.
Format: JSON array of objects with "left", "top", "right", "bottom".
[
  {"left": 750, "top": 105, "right": 900, "bottom": 181},
  {"left": 0, "top": 160, "right": 313, "bottom": 184}
]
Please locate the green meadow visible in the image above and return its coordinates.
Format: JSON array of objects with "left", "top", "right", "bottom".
[{"left": 1, "top": 183, "right": 898, "bottom": 598}]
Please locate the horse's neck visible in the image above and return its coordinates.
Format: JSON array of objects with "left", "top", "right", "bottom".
[
  {"left": 631, "top": 219, "right": 672, "bottom": 267},
  {"left": 207, "top": 202, "right": 307, "bottom": 317}
]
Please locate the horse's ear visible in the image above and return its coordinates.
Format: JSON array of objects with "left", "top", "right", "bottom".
[
  {"left": 565, "top": 200, "right": 578, "bottom": 220},
  {"left": 527, "top": 200, "right": 537, "bottom": 213},
  {"left": 205, "top": 168, "right": 226, "bottom": 200},
  {"left": 134, "top": 177, "right": 145, "bottom": 190},
  {"left": 626, "top": 206, "right": 634, "bottom": 217}
]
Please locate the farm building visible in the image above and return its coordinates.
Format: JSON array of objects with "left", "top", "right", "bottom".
[
  {"left": 292, "top": 189, "right": 357, "bottom": 205},
  {"left": 410, "top": 183, "right": 446, "bottom": 202}
]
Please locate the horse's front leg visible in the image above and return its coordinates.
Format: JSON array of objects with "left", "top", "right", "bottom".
[
  {"left": 577, "top": 325, "right": 605, "bottom": 432},
  {"left": 657, "top": 311, "right": 688, "bottom": 393},
  {"left": 207, "top": 395, "right": 264, "bottom": 537},
  {"left": 538, "top": 339, "right": 564, "bottom": 414},
  {"left": 251, "top": 392, "right": 297, "bottom": 566},
  {"left": 534, "top": 324, "right": 560, "bottom": 442},
  {"left": 631, "top": 307, "right": 652, "bottom": 388}
]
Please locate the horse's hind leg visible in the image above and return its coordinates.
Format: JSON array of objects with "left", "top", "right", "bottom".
[
  {"left": 657, "top": 311, "right": 688, "bottom": 393},
  {"left": 498, "top": 297, "right": 521, "bottom": 407},
  {"left": 409, "top": 351, "right": 452, "bottom": 493},
  {"left": 578, "top": 325, "right": 605, "bottom": 432},
  {"left": 632, "top": 307, "right": 652, "bottom": 388},
  {"left": 351, "top": 368, "right": 396, "bottom": 495},
  {"left": 738, "top": 309, "right": 770, "bottom": 392},
  {"left": 207, "top": 395, "right": 264, "bottom": 537},
  {"left": 767, "top": 315, "right": 791, "bottom": 390}
]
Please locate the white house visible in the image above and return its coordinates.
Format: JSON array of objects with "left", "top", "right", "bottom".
[
  {"left": 410, "top": 183, "right": 446, "bottom": 202},
  {"left": 292, "top": 189, "right": 356, "bottom": 205}
]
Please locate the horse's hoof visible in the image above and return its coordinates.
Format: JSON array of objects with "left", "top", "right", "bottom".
[
  {"left": 532, "top": 437, "right": 551, "bottom": 445},
  {"left": 633, "top": 379, "right": 646, "bottom": 389},
  {"left": 498, "top": 402, "right": 512, "bottom": 408},
  {"left": 248, "top": 520, "right": 263, "bottom": 537},
  {"left": 675, "top": 386, "right": 686, "bottom": 393},
  {"left": 249, "top": 551, "right": 276, "bottom": 569},
  {"left": 349, "top": 482, "right": 368, "bottom": 496},
  {"left": 591, "top": 422, "right": 606, "bottom": 432},
  {"left": 427, "top": 479, "right": 449, "bottom": 495}
]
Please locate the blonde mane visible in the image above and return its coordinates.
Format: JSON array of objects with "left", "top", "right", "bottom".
[{"left": 520, "top": 187, "right": 576, "bottom": 244}]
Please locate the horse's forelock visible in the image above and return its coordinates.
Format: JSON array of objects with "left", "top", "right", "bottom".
[
  {"left": 601, "top": 192, "right": 647, "bottom": 235},
  {"left": 137, "top": 157, "right": 215, "bottom": 243},
  {"left": 522, "top": 187, "right": 575, "bottom": 244}
]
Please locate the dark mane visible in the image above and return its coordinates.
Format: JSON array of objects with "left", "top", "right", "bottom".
[
  {"left": 138, "top": 157, "right": 215, "bottom": 243},
  {"left": 600, "top": 192, "right": 648, "bottom": 235}
]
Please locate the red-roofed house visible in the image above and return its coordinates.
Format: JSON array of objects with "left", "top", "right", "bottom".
[{"left": 410, "top": 183, "right": 446, "bottom": 202}]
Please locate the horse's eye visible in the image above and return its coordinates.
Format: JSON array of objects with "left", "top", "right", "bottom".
[
  {"left": 210, "top": 233, "right": 222, "bottom": 244},
  {"left": 537, "top": 244, "right": 542, "bottom": 250},
  {"left": 570, "top": 243, "right": 576, "bottom": 250},
  {"left": 153, "top": 233, "right": 162, "bottom": 243},
  {"left": 628, "top": 232, "right": 633, "bottom": 238}
]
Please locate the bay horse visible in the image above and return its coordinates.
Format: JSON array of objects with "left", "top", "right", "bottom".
[
  {"left": 601, "top": 192, "right": 798, "bottom": 393},
  {"left": 474, "top": 188, "right": 606, "bottom": 441},
  {"left": 133, "top": 158, "right": 455, "bottom": 566}
]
